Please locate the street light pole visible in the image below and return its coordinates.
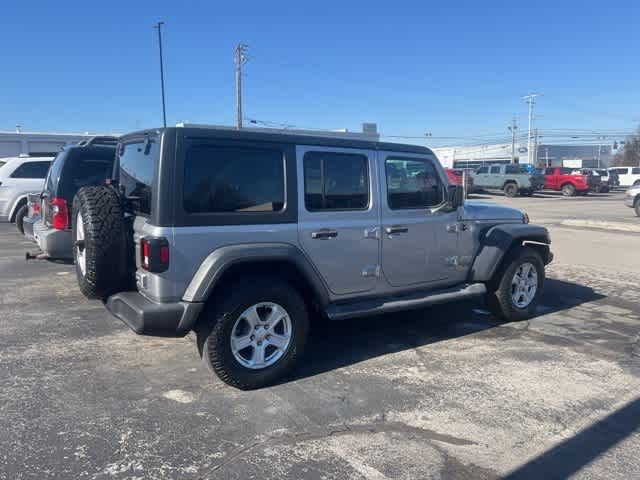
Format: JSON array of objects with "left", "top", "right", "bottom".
[
  {"left": 154, "top": 21, "right": 167, "bottom": 128},
  {"left": 523, "top": 94, "right": 540, "bottom": 164},
  {"left": 508, "top": 117, "right": 518, "bottom": 163}
]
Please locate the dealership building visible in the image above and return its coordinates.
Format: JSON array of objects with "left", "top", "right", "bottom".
[
  {"left": 0, "top": 128, "right": 112, "bottom": 158},
  {"left": 433, "top": 142, "right": 614, "bottom": 169}
]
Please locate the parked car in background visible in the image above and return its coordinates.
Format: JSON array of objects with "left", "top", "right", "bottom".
[
  {"left": 609, "top": 166, "right": 640, "bottom": 187},
  {"left": 596, "top": 168, "right": 619, "bottom": 189},
  {"left": 22, "top": 193, "right": 42, "bottom": 242},
  {"left": 445, "top": 168, "right": 474, "bottom": 195},
  {"left": 543, "top": 167, "right": 592, "bottom": 196},
  {"left": 35, "top": 138, "right": 117, "bottom": 259},
  {"left": 571, "top": 168, "right": 606, "bottom": 193},
  {"left": 70, "top": 125, "right": 552, "bottom": 389},
  {"left": 473, "top": 164, "right": 545, "bottom": 197},
  {"left": 625, "top": 184, "right": 640, "bottom": 217},
  {"left": 0, "top": 155, "right": 53, "bottom": 233}
]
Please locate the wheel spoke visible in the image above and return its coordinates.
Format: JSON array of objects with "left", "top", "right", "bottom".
[
  {"left": 242, "top": 306, "right": 261, "bottom": 327},
  {"left": 265, "top": 305, "right": 286, "bottom": 328},
  {"left": 253, "top": 343, "right": 266, "bottom": 365},
  {"left": 267, "top": 333, "right": 288, "bottom": 350},
  {"left": 232, "top": 334, "right": 253, "bottom": 351}
]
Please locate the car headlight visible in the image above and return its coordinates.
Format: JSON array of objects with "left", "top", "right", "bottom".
[{"left": 522, "top": 212, "right": 530, "bottom": 224}]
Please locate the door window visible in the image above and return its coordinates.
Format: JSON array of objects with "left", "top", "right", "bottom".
[
  {"left": 385, "top": 157, "right": 444, "bottom": 209},
  {"left": 303, "top": 151, "right": 369, "bottom": 211},
  {"left": 632, "top": 168, "right": 640, "bottom": 175},
  {"left": 476, "top": 166, "right": 489, "bottom": 174},
  {"left": 489, "top": 166, "right": 501, "bottom": 174}
]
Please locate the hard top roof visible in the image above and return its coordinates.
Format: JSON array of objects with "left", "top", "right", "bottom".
[{"left": 119, "top": 125, "right": 435, "bottom": 156}]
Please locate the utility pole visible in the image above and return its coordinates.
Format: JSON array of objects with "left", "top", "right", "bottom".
[
  {"left": 523, "top": 94, "right": 540, "bottom": 164},
  {"left": 508, "top": 117, "right": 518, "bottom": 163},
  {"left": 235, "top": 43, "right": 249, "bottom": 129},
  {"left": 533, "top": 128, "right": 539, "bottom": 166},
  {"left": 154, "top": 21, "right": 167, "bottom": 128}
]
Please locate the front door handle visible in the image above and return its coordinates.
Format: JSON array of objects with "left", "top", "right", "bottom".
[
  {"left": 311, "top": 229, "right": 338, "bottom": 240},
  {"left": 385, "top": 225, "right": 409, "bottom": 234}
]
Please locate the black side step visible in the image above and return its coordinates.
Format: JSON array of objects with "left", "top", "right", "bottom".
[{"left": 325, "top": 283, "right": 487, "bottom": 321}]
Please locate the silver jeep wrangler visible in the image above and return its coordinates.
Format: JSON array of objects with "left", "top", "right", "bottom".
[{"left": 72, "top": 125, "right": 552, "bottom": 389}]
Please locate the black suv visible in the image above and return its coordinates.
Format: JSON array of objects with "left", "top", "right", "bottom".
[{"left": 33, "top": 137, "right": 117, "bottom": 259}]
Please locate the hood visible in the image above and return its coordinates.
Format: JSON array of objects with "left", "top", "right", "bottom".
[{"left": 462, "top": 201, "right": 525, "bottom": 222}]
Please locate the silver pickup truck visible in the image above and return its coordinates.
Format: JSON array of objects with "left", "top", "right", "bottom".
[{"left": 473, "top": 164, "right": 546, "bottom": 197}]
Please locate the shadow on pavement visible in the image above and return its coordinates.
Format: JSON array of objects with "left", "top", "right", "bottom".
[
  {"left": 286, "top": 277, "right": 604, "bottom": 383},
  {"left": 504, "top": 396, "right": 640, "bottom": 480}
]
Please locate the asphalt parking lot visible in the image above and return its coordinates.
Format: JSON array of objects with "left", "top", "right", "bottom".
[{"left": 1, "top": 191, "right": 639, "bottom": 480}]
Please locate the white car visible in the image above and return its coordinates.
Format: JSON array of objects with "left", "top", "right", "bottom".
[
  {"left": 0, "top": 156, "right": 53, "bottom": 232},
  {"left": 609, "top": 166, "right": 640, "bottom": 187}
]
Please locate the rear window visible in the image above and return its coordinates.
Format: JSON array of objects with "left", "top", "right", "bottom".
[
  {"left": 183, "top": 145, "right": 285, "bottom": 213},
  {"left": 10, "top": 161, "right": 51, "bottom": 179},
  {"left": 45, "top": 152, "right": 66, "bottom": 192},
  {"left": 505, "top": 165, "right": 527, "bottom": 174},
  {"left": 560, "top": 168, "right": 573, "bottom": 175},
  {"left": 59, "top": 149, "right": 115, "bottom": 196},
  {"left": 118, "top": 137, "right": 158, "bottom": 215}
]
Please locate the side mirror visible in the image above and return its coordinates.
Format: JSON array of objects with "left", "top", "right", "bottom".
[{"left": 448, "top": 185, "right": 464, "bottom": 209}]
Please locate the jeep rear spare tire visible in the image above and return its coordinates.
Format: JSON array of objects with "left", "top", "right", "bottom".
[
  {"left": 197, "top": 275, "right": 309, "bottom": 390},
  {"left": 72, "top": 186, "right": 128, "bottom": 299}
]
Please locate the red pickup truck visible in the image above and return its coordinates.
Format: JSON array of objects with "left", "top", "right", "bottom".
[{"left": 543, "top": 167, "right": 593, "bottom": 196}]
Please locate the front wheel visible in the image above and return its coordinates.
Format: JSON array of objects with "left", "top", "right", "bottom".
[
  {"left": 635, "top": 200, "right": 640, "bottom": 217},
  {"left": 486, "top": 247, "right": 545, "bottom": 322},
  {"left": 197, "top": 276, "right": 310, "bottom": 390}
]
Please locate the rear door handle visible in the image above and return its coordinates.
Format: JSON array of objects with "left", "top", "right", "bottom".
[
  {"left": 311, "top": 229, "right": 338, "bottom": 239},
  {"left": 385, "top": 225, "right": 409, "bottom": 234}
]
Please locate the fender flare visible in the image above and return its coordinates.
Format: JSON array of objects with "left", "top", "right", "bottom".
[
  {"left": 469, "top": 224, "right": 551, "bottom": 283},
  {"left": 182, "top": 242, "right": 330, "bottom": 306},
  {"left": 8, "top": 195, "right": 29, "bottom": 222}
]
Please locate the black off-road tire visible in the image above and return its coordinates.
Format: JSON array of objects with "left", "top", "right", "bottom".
[
  {"left": 635, "top": 198, "right": 640, "bottom": 217},
  {"left": 503, "top": 182, "right": 518, "bottom": 197},
  {"left": 14, "top": 204, "right": 28, "bottom": 234},
  {"left": 486, "top": 247, "right": 545, "bottom": 322},
  {"left": 197, "top": 276, "right": 310, "bottom": 390},
  {"left": 72, "top": 186, "right": 128, "bottom": 299},
  {"left": 561, "top": 183, "right": 576, "bottom": 197}
]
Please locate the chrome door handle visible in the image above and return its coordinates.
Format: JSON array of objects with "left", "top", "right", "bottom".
[
  {"left": 385, "top": 225, "right": 409, "bottom": 234},
  {"left": 311, "top": 229, "right": 338, "bottom": 239}
]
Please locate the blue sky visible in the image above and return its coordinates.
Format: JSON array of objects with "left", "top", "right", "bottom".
[{"left": 1, "top": 0, "right": 638, "bottom": 145}]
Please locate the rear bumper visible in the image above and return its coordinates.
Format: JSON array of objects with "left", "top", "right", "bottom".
[
  {"left": 105, "top": 291, "right": 204, "bottom": 337},
  {"left": 35, "top": 224, "right": 73, "bottom": 259},
  {"left": 23, "top": 216, "right": 40, "bottom": 242}
]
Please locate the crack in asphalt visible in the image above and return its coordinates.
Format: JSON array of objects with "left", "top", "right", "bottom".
[{"left": 206, "top": 421, "right": 477, "bottom": 474}]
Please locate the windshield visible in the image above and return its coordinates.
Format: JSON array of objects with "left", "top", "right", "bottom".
[{"left": 117, "top": 136, "right": 159, "bottom": 215}]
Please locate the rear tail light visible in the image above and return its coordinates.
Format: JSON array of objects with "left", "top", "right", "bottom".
[
  {"left": 50, "top": 197, "right": 69, "bottom": 230},
  {"left": 141, "top": 237, "right": 170, "bottom": 273}
]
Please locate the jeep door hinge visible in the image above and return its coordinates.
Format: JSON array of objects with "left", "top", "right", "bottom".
[
  {"left": 446, "top": 222, "right": 468, "bottom": 233},
  {"left": 361, "top": 264, "right": 381, "bottom": 277},
  {"left": 364, "top": 226, "right": 380, "bottom": 239}
]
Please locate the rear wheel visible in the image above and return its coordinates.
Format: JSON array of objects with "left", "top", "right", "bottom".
[
  {"left": 14, "top": 204, "right": 28, "bottom": 234},
  {"left": 197, "top": 276, "right": 309, "bottom": 390},
  {"left": 635, "top": 199, "right": 640, "bottom": 217},
  {"left": 561, "top": 183, "right": 576, "bottom": 197},
  {"left": 72, "top": 186, "right": 129, "bottom": 299},
  {"left": 487, "top": 247, "right": 545, "bottom": 322},
  {"left": 503, "top": 182, "right": 518, "bottom": 197}
]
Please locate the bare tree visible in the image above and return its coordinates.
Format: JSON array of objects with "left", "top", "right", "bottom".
[{"left": 611, "top": 126, "right": 640, "bottom": 166}]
